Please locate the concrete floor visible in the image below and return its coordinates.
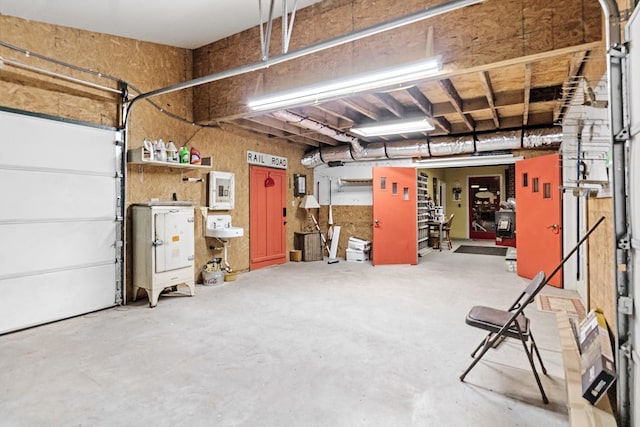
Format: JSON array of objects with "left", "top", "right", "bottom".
[{"left": 0, "top": 240, "right": 577, "bottom": 426}]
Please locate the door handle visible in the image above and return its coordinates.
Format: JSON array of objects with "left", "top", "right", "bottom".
[
  {"left": 153, "top": 239, "right": 164, "bottom": 246},
  {"left": 547, "top": 224, "right": 560, "bottom": 234},
  {"left": 374, "top": 219, "right": 381, "bottom": 228}
]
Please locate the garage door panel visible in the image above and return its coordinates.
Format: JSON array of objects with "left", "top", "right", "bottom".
[
  {"left": 0, "top": 111, "right": 118, "bottom": 175},
  {"left": 0, "top": 109, "right": 121, "bottom": 334},
  {"left": 0, "top": 222, "right": 116, "bottom": 278},
  {"left": 0, "top": 170, "right": 116, "bottom": 221},
  {"left": 626, "top": 8, "right": 639, "bottom": 427},
  {"left": 0, "top": 264, "right": 116, "bottom": 334}
]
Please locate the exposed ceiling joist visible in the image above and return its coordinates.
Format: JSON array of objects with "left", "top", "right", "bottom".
[
  {"left": 439, "top": 78, "right": 475, "bottom": 131},
  {"left": 523, "top": 64, "right": 532, "bottom": 126},
  {"left": 554, "top": 50, "right": 590, "bottom": 122},
  {"left": 248, "top": 115, "right": 339, "bottom": 146},
  {"left": 226, "top": 119, "right": 319, "bottom": 147},
  {"left": 478, "top": 71, "right": 500, "bottom": 127},
  {"left": 338, "top": 98, "right": 380, "bottom": 121},
  {"left": 373, "top": 93, "right": 404, "bottom": 118}
]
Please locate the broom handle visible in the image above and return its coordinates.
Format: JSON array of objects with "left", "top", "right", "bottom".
[{"left": 545, "top": 215, "right": 606, "bottom": 285}]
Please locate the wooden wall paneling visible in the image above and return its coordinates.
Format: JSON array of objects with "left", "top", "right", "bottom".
[
  {"left": 1, "top": 15, "right": 308, "bottom": 299},
  {"left": 317, "top": 205, "right": 372, "bottom": 259},
  {"left": 587, "top": 197, "right": 616, "bottom": 330}
]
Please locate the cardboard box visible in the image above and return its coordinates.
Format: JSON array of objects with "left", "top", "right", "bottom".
[
  {"left": 290, "top": 250, "right": 302, "bottom": 262},
  {"left": 579, "top": 310, "right": 616, "bottom": 405},
  {"left": 347, "top": 237, "right": 371, "bottom": 252}
]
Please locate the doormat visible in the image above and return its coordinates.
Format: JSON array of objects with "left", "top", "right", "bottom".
[
  {"left": 454, "top": 245, "right": 508, "bottom": 256},
  {"left": 536, "top": 294, "right": 586, "bottom": 318}
]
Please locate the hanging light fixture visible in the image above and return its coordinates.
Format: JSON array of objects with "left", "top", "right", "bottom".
[
  {"left": 248, "top": 56, "right": 442, "bottom": 111},
  {"left": 350, "top": 117, "right": 435, "bottom": 137}
]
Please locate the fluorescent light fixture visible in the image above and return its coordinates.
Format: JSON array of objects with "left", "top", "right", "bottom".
[
  {"left": 248, "top": 56, "right": 441, "bottom": 111},
  {"left": 351, "top": 117, "right": 435, "bottom": 137},
  {"left": 414, "top": 154, "right": 522, "bottom": 168},
  {"left": 471, "top": 184, "right": 480, "bottom": 188}
]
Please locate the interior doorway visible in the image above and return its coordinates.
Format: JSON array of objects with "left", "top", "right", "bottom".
[
  {"left": 469, "top": 175, "right": 501, "bottom": 240},
  {"left": 249, "top": 166, "right": 287, "bottom": 270}
]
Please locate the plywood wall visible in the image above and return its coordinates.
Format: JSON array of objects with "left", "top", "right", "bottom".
[
  {"left": 317, "top": 205, "right": 372, "bottom": 259},
  {"left": 587, "top": 197, "right": 616, "bottom": 329},
  {"left": 193, "top": 0, "right": 602, "bottom": 121},
  {"left": 0, "top": 15, "right": 308, "bottom": 300}
]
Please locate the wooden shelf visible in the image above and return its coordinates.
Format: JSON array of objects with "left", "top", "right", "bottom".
[{"left": 127, "top": 148, "right": 212, "bottom": 170}]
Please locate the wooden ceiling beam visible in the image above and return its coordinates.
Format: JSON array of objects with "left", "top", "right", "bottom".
[
  {"left": 439, "top": 78, "right": 475, "bottom": 131},
  {"left": 338, "top": 98, "right": 380, "bottom": 120},
  {"left": 373, "top": 93, "right": 404, "bottom": 118},
  {"left": 405, "top": 87, "right": 433, "bottom": 116},
  {"left": 523, "top": 64, "right": 532, "bottom": 126},
  {"left": 226, "top": 119, "right": 319, "bottom": 147},
  {"left": 249, "top": 115, "right": 339, "bottom": 146},
  {"left": 478, "top": 71, "right": 500, "bottom": 127},
  {"left": 432, "top": 85, "right": 562, "bottom": 116},
  {"left": 301, "top": 104, "right": 355, "bottom": 128},
  {"left": 445, "top": 111, "right": 553, "bottom": 134},
  {"left": 405, "top": 86, "right": 451, "bottom": 134},
  {"left": 554, "top": 50, "right": 590, "bottom": 122}
]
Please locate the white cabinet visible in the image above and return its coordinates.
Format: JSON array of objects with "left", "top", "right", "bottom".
[{"left": 132, "top": 202, "right": 195, "bottom": 307}]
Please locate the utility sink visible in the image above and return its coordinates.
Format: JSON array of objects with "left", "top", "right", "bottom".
[
  {"left": 205, "top": 215, "right": 244, "bottom": 239},
  {"left": 206, "top": 226, "right": 244, "bottom": 238}
]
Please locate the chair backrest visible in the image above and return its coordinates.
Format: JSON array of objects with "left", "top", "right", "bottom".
[
  {"left": 523, "top": 271, "right": 547, "bottom": 301},
  {"left": 445, "top": 213, "right": 455, "bottom": 228},
  {"left": 495, "top": 271, "right": 546, "bottom": 340},
  {"left": 509, "top": 271, "right": 546, "bottom": 311}
]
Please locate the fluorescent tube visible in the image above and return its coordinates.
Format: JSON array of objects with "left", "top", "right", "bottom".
[
  {"left": 248, "top": 57, "right": 441, "bottom": 111},
  {"left": 350, "top": 117, "right": 435, "bottom": 137}
]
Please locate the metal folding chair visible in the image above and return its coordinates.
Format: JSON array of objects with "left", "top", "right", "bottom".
[
  {"left": 459, "top": 215, "right": 606, "bottom": 404},
  {"left": 459, "top": 271, "right": 550, "bottom": 403}
]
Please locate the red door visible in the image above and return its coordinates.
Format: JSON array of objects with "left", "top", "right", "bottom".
[
  {"left": 516, "top": 154, "right": 563, "bottom": 287},
  {"left": 372, "top": 167, "right": 417, "bottom": 265},
  {"left": 250, "top": 166, "right": 287, "bottom": 270},
  {"left": 469, "top": 176, "right": 501, "bottom": 240}
]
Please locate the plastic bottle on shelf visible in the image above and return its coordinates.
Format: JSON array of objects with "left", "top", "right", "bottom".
[
  {"left": 155, "top": 139, "right": 167, "bottom": 162},
  {"left": 190, "top": 146, "right": 201, "bottom": 165},
  {"left": 167, "top": 141, "right": 178, "bottom": 163},
  {"left": 180, "top": 146, "right": 190, "bottom": 164}
]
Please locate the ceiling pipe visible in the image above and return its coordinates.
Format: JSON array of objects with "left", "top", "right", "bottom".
[{"left": 283, "top": 106, "right": 563, "bottom": 168}]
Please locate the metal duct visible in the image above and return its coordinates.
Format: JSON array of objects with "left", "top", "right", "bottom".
[
  {"left": 296, "top": 118, "right": 563, "bottom": 167},
  {"left": 522, "top": 127, "right": 564, "bottom": 148},
  {"left": 428, "top": 134, "right": 475, "bottom": 156},
  {"left": 385, "top": 140, "right": 430, "bottom": 158}
]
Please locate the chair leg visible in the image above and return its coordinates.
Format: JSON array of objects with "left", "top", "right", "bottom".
[
  {"left": 528, "top": 332, "right": 548, "bottom": 375},
  {"left": 470, "top": 333, "right": 492, "bottom": 358},
  {"left": 517, "top": 334, "right": 549, "bottom": 404},
  {"left": 460, "top": 338, "right": 494, "bottom": 382}
]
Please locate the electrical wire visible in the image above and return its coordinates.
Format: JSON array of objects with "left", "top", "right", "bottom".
[{"left": 0, "top": 40, "right": 217, "bottom": 128}]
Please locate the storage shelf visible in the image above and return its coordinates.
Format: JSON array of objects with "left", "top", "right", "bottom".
[{"left": 127, "top": 148, "right": 212, "bottom": 170}]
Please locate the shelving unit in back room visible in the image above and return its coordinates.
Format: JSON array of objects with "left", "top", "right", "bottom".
[{"left": 417, "top": 171, "right": 432, "bottom": 257}]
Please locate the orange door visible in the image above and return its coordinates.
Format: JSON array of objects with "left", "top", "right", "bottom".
[
  {"left": 250, "top": 166, "right": 287, "bottom": 270},
  {"left": 516, "top": 154, "right": 563, "bottom": 287},
  {"left": 372, "top": 167, "right": 417, "bottom": 265}
]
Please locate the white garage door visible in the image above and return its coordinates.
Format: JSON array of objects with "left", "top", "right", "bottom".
[
  {"left": 0, "top": 109, "right": 123, "bottom": 334},
  {"left": 626, "top": 6, "right": 639, "bottom": 426}
]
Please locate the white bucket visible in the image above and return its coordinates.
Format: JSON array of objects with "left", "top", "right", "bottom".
[{"left": 202, "top": 270, "right": 224, "bottom": 286}]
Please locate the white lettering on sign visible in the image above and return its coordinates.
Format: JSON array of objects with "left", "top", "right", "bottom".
[{"left": 246, "top": 150, "right": 288, "bottom": 169}]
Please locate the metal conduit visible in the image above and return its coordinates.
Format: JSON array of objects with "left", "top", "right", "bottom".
[{"left": 124, "top": 0, "right": 484, "bottom": 123}]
